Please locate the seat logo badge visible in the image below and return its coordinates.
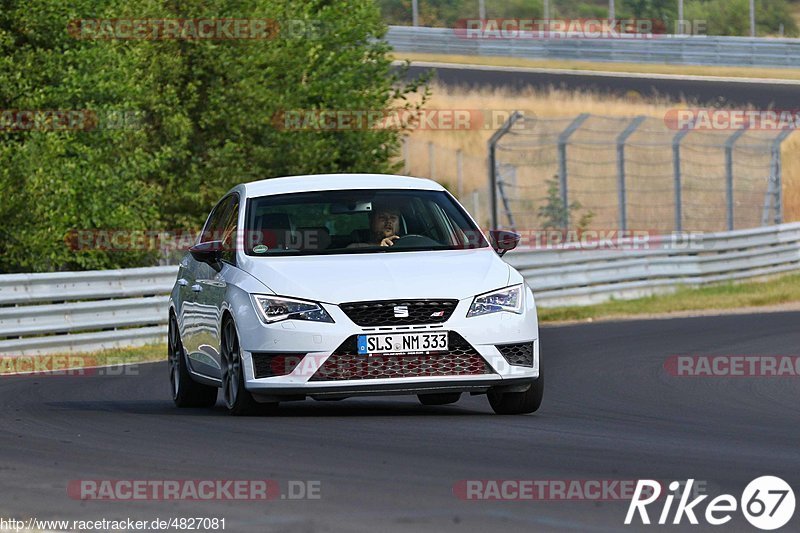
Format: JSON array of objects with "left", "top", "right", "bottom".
[{"left": 393, "top": 306, "right": 409, "bottom": 318}]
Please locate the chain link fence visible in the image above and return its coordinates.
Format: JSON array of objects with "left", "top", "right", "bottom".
[
  {"left": 490, "top": 114, "right": 793, "bottom": 233},
  {"left": 402, "top": 114, "right": 794, "bottom": 233},
  {"left": 401, "top": 136, "right": 491, "bottom": 225}
]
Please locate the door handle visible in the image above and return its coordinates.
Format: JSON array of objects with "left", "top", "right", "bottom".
[
  {"left": 177, "top": 278, "right": 189, "bottom": 287},
  {"left": 191, "top": 284, "right": 203, "bottom": 293}
]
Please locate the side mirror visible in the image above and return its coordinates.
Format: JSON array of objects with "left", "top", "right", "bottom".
[
  {"left": 489, "top": 230, "right": 521, "bottom": 256},
  {"left": 189, "top": 241, "right": 223, "bottom": 270}
]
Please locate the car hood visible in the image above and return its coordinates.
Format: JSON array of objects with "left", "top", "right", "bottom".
[{"left": 238, "top": 249, "right": 511, "bottom": 304}]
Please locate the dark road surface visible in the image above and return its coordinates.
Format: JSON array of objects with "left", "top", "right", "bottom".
[
  {"left": 1, "top": 312, "right": 798, "bottom": 532},
  {"left": 403, "top": 62, "right": 800, "bottom": 108}
]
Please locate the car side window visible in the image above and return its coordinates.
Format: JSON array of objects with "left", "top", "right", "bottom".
[{"left": 200, "top": 195, "right": 235, "bottom": 244}]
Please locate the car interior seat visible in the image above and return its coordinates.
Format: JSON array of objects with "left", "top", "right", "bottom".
[{"left": 255, "top": 213, "right": 294, "bottom": 250}]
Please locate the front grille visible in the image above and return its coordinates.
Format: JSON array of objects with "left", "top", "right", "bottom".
[
  {"left": 339, "top": 299, "right": 458, "bottom": 326},
  {"left": 310, "top": 332, "right": 492, "bottom": 381},
  {"left": 496, "top": 342, "right": 534, "bottom": 367},
  {"left": 251, "top": 353, "right": 305, "bottom": 378}
]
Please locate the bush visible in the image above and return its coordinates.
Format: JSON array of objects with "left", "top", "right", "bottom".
[
  {"left": 0, "top": 0, "right": 427, "bottom": 272},
  {"left": 684, "top": 0, "right": 798, "bottom": 37}
]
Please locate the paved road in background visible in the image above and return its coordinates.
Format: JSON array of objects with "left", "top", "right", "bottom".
[
  {"left": 402, "top": 62, "right": 800, "bottom": 108},
  {"left": 1, "top": 312, "right": 798, "bottom": 532}
]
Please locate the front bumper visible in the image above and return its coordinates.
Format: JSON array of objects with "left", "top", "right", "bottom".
[
  {"left": 248, "top": 377, "right": 537, "bottom": 402},
  {"left": 237, "top": 290, "right": 540, "bottom": 399}
]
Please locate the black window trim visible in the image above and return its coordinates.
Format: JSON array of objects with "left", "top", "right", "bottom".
[{"left": 242, "top": 188, "right": 490, "bottom": 257}]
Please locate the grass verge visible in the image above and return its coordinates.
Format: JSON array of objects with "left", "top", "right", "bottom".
[
  {"left": 0, "top": 344, "right": 165, "bottom": 375},
  {"left": 538, "top": 272, "right": 800, "bottom": 323},
  {"left": 394, "top": 52, "right": 800, "bottom": 81}
]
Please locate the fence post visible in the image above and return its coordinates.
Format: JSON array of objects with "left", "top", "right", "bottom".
[
  {"left": 764, "top": 129, "right": 793, "bottom": 225},
  {"left": 428, "top": 141, "right": 435, "bottom": 179},
  {"left": 724, "top": 126, "right": 749, "bottom": 231},
  {"left": 497, "top": 164, "right": 517, "bottom": 231},
  {"left": 456, "top": 149, "right": 463, "bottom": 198},
  {"left": 402, "top": 137, "right": 409, "bottom": 175},
  {"left": 472, "top": 189, "right": 481, "bottom": 227},
  {"left": 557, "top": 113, "right": 590, "bottom": 230},
  {"left": 762, "top": 164, "right": 778, "bottom": 227},
  {"left": 774, "top": 130, "right": 792, "bottom": 225},
  {"left": 488, "top": 111, "right": 523, "bottom": 230},
  {"left": 672, "top": 122, "right": 694, "bottom": 233},
  {"left": 616, "top": 116, "right": 646, "bottom": 232}
]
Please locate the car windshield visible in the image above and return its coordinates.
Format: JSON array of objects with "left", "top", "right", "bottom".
[{"left": 243, "top": 189, "right": 489, "bottom": 256}]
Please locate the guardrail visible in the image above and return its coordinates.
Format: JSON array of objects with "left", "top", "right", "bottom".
[
  {"left": 1, "top": 223, "right": 798, "bottom": 355},
  {"left": 0, "top": 267, "right": 177, "bottom": 356},
  {"left": 387, "top": 26, "right": 800, "bottom": 68},
  {"left": 505, "top": 222, "right": 800, "bottom": 306}
]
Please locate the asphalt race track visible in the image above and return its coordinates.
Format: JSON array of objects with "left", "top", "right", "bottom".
[
  {"left": 402, "top": 62, "right": 800, "bottom": 108},
  {"left": 1, "top": 312, "right": 798, "bottom": 532}
]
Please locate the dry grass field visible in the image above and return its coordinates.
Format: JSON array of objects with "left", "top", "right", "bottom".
[{"left": 402, "top": 83, "right": 800, "bottom": 225}]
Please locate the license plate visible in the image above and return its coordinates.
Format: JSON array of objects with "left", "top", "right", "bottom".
[{"left": 357, "top": 332, "right": 448, "bottom": 355}]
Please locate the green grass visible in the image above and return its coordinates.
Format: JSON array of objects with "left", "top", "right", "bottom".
[
  {"left": 539, "top": 272, "right": 800, "bottom": 323},
  {"left": 0, "top": 344, "right": 165, "bottom": 374}
]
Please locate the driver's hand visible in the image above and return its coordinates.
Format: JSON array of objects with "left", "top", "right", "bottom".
[{"left": 380, "top": 235, "right": 400, "bottom": 247}]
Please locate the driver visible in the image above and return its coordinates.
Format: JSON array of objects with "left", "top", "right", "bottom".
[
  {"left": 346, "top": 201, "right": 403, "bottom": 248},
  {"left": 370, "top": 204, "right": 401, "bottom": 247}
]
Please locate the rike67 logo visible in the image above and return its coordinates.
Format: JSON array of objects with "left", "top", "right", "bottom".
[{"left": 626, "top": 477, "right": 795, "bottom": 530}]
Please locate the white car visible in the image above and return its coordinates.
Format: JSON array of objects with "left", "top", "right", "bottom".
[{"left": 168, "top": 174, "right": 542, "bottom": 415}]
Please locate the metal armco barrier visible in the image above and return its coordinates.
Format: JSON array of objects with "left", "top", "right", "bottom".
[
  {"left": 0, "top": 266, "right": 177, "bottom": 356},
  {"left": 387, "top": 26, "right": 800, "bottom": 68},
  {"left": 1, "top": 223, "right": 799, "bottom": 355},
  {"left": 505, "top": 222, "right": 800, "bottom": 306}
]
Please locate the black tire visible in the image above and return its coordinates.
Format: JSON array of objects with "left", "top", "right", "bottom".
[
  {"left": 488, "top": 373, "right": 543, "bottom": 415},
  {"left": 418, "top": 392, "right": 461, "bottom": 406},
  {"left": 221, "top": 318, "right": 275, "bottom": 416},
  {"left": 168, "top": 314, "right": 217, "bottom": 408}
]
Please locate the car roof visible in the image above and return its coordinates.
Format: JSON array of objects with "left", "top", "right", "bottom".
[{"left": 241, "top": 173, "right": 445, "bottom": 198}]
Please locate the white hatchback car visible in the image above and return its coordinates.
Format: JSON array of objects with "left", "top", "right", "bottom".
[{"left": 168, "top": 174, "right": 542, "bottom": 415}]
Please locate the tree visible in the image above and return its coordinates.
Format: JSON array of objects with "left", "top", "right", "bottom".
[
  {"left": 683, "top": 0, "right": 797, "bottom": 36},
  {"left": 0, "top": 0, "right": 427, "bottom": 272},
  {"left": 537, "top": 175, "right": 594, "bottom": 231},
  {"left": 622, "top": 0, "right": 678, "bottom": 20},
  {"left": 0, "top": 0, "right": 165, "bottom": 272}
]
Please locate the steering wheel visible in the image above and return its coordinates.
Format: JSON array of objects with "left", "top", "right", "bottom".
[{"left": 391, "top": 234, "right": 440, "bottom": 248}]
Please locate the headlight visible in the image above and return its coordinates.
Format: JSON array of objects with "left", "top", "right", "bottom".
[
  {"left": 467, "top": 284, "right": 523, "bottom": 317},
  {"left": 252, "top": 295, "right": 334, "bottom": 324}
]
